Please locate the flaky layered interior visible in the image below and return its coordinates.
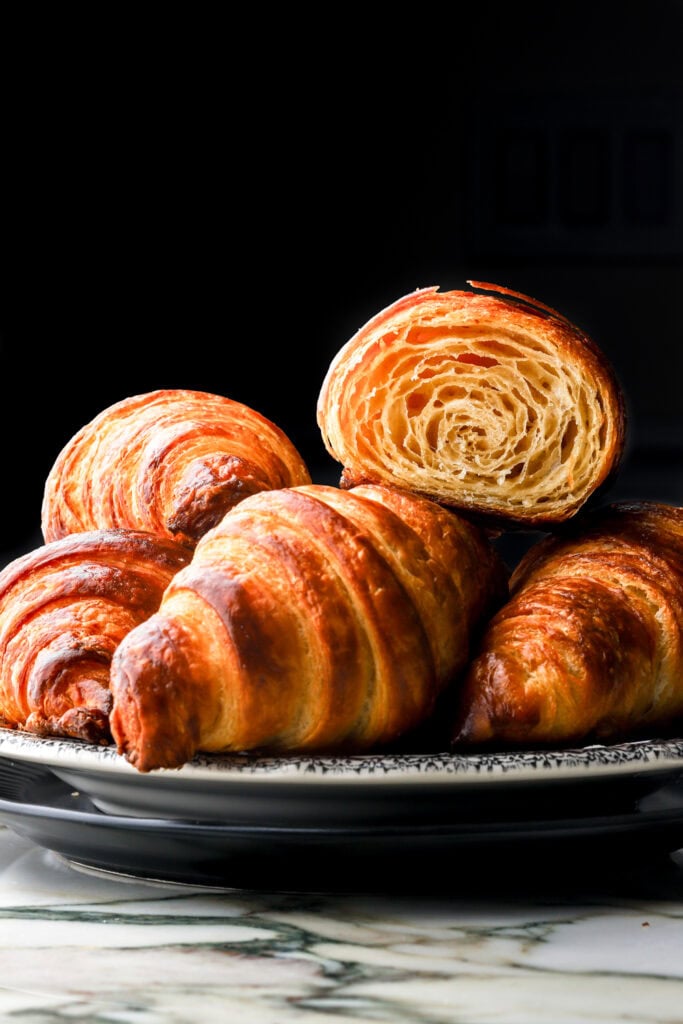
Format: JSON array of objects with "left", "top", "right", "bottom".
[{"left": 317, "top": 286, "right": 625, "bottom": 525}]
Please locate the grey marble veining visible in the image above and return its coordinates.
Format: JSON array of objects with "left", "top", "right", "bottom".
[{"left": 2, "top": 826, "right": 683, "bottom": 1023}]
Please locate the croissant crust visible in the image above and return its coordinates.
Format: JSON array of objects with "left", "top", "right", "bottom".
[
  {"left": 317, "top": 282, "right": 626, "bottom": 528},
  {"left": 451, "top": 501, "right": 683, "bottom": 748},
  {"left": 41, "top": 389, "right": 312, "bottom": 548},
  {"left": 109, "top": 483, "right": 507, "bottom": 771},
  {"left": 0, "top": 529, "right": 191, "bottom": 743}
]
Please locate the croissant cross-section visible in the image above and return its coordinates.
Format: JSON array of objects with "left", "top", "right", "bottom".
[{"left": 317, "top": 283, "right": 626, "bottom": 527}]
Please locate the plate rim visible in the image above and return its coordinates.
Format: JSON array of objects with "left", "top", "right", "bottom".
[
  {"left": 2, "top": 761, "right": 683, "bottom": 838},
  {"left": 1, "top": 726, "right": 683, "bottom": 787}
]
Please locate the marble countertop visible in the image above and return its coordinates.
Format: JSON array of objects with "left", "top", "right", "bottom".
[{"left": 2, "top": 825, "right": 683, "bottom": 1023}]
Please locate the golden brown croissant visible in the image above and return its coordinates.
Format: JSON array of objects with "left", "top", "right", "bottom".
[
  {"left": 0, "top": 529, "right": 191, "bottom": 744},
  {"left": 109, "top": 483, "right": 507, "bottom": 772},
  {"left": 317, "top": 282, "right": 626, "bottom": 529},
  {"left": 451, "top": 501, "right": 683, "bottom": 748},
  {"left": 41, "top": 389, "right": 312, "bottom": 548}
]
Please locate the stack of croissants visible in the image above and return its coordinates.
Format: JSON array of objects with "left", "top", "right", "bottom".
[{"left": 1, "top": 282, "right": 681, "bottom": 773}]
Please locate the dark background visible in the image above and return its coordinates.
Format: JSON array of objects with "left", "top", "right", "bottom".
[{"left": 1, "top": 3, "right": 682, "bottom": 566}]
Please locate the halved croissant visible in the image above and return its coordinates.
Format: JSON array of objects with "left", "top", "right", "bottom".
[
  {"left": 109, "top": 483, "right": 507, "bottom": 772},
  {"left": 41, "top": 389, "right": 312, "bottom": 548},
  {"left": 0, "top": 529, "right": 191, "bottom": 744},
  {"left": 317, "top": 282, "right": 626, "bottom": 528},
  {"left": 451, "top": 501, "right": 683, "bottom": 748}
]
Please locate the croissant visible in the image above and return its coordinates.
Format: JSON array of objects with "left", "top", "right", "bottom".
[
  {"left": 109, "top": 483, "right": 507, "bottom": 772},
  {"left": 317, "top": 282, "right": 626, "bottom": 529},
  {"left": 41, "top": 389, "right": 312, "bottom": 548},
  {"left": 451, "top": 501, "right": 683, "bottom": 748},
  {"left": 0, "top": 529, "right": 191, "bottom": 744}
]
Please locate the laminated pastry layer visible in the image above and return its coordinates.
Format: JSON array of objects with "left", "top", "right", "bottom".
[
  {"left": 109, "top": 483, "right": 507, "bottom": 772},
  {"left": 0, "top": 529, "right": 191, "bottom": 743},
  {"left": 317, "top": 283, "right": 626, "bottom": 527},
  {"left": 451, "top": 501, "right": 683, "bottom": 747},
  {"left": 42, "top": 388, "right": 312, "bottom": 548}
]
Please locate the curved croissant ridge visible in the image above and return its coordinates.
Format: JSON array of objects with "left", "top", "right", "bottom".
[
  {"left": 0, "top": 529, "right": 191, "bottom": 744},
  {"left": 41, "top": 388, "right": 312, "bottom": 547},
  {"left": 452, "top": 501, "right": 683, "bottom": 747},
  {"left": 317, "top": 283, "right": 626, "bottom": 527},
  {"left": 109, "top": 483, "right": 507, "bottom": 772}
]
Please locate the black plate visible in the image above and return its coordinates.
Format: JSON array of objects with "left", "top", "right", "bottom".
[
  {"left": 3, "top": 728, "right": 683, "bottom": 826},
  {"left": 2, "top": 756, "right": 683, "bottom": 894}
]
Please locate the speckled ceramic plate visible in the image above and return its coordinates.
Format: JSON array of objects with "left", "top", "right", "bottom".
[
  {"left": 1, "top": 757, "right": 683, "bottom": 893},
  {"left": 1, "top": 726, "right": 683, "bottom": 827}
]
